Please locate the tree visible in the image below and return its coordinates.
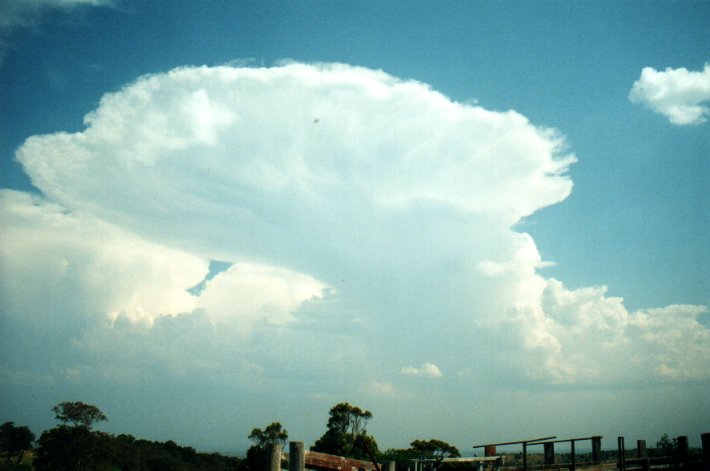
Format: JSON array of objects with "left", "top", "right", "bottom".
[
  {"left": 409, "top": 439, "right": 460, "bottom": 459},
  {"left": 241, "top": 422, "right": 288, "bottom": 471},
  {"left": 655, "top": 433, "right": 679, "bottom": 456},
  {"left": 311, "top": 402, "right": 379, "bottom": 460},
  {"left": 52, "top": 401, "right": 107, "bottom": 430},
  {"left": 0, "top": 421, "right": 35, "bottom": 464}
]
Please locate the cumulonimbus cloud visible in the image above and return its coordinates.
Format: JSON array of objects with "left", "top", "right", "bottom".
[
  {"left": 629, "top": 64, "right": 710, "bottom": 125},
  {"left": 4, "top": 63, "right": 709, "bottom": 391}
]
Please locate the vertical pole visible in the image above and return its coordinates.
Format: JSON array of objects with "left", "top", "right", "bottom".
[
  {"left": 523, "top": 442, "right": 527, "bottom": 471},
  {"left": 570, "top": 440, "right": 576, "bottom": 471},
  {"left": 383, "top": 462, "right": 396, "bottom": 471},
  {"left": 544, "top": 442, "right": 555, "bottom": 466},
  {"left": 637, "top": 440, "right": 647, "bottom": 458},
  {"left": 702, "top": 433, "right": 710, "bottom": 464},
  {"left": 617, "top": 437, "right": 625, "bottom": 471},
  {"left": 592, "top": 437, "right": 602, "bottom": 463},
  {"left": 289, "top": 442, "right": 304, "bottom": 471},
  {"left": 269, "top": 443, "right": 282, "bottom": 471}
]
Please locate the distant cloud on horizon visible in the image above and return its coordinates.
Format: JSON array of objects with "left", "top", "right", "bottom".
[{"left": 629, "top": 64, "right": 710, "bottom": 125}]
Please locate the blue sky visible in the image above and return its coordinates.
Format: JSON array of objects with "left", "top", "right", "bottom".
[{"left": 1, "top": 0, "right": 708, "bottom": 455}]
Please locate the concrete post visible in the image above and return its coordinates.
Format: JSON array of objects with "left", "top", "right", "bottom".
[
  {"left": 543, "top": 442, "right": 555, "bottom": 465},
  {"left": 289, "top": 442, "right": 304, "bottom": 471},
  {"left": 637, "top": 440, "right": 647, "bottom": 458},
  {"left": 702, "top": 433, "right": 710, "bottom": 464},
  {"left": 592, "top": 437, "right": 602, "bottom": 463},
  {"left": 382, "top": 461, "right": 396, "bottom": 471},
  {"left": 269, "top": 443, "right": 282, "bottom": 471}
]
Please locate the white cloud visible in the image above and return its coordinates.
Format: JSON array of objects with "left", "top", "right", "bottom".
[
  {"left": 2, "top": 63, "right": 708, "bottom": 436},
  {"left": 401, "top": 363, "right": 443, "bottom": 378},
  {"left": 196, "top": 262, "right": 328, "bottom": 330},
  {"left": 0, "top": 189, "right": 206, "bottom": 326},
  {"left": 629, "top": 64, "right": 710, "bottom": 125}
]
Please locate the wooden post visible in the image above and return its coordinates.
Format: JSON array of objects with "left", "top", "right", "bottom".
[
  {"left": 484, "top": 446, "right": 496, "bottom": 457},
  {"left": 677, "top": 436, "right": 689, "bottom": 456},
  {"left": 702, "top": 433, "right": 710, "bottom": 464},
  {"left": 570, "top": 440, "right": 576, "bottom": 471},
  {"left": 269, "top": 443, "right": 282, "bottom": 471},
  {"left": 544, "top": 442, "right": 555, "bottom": 465},
  {"left": 382, "top": 461, "right": 396, "bottom": 471},
  {"left": 592, "top": 437, "right": 602, "bottom": 463},
  {"left": 289, "top": 442, "right": 304, "bottom": 471},
  {"left": 617, "top": 437, "right": 625, "bottom": 471},
  {"left": 637, "top": 440, "right": 647, "bottom": 458}
]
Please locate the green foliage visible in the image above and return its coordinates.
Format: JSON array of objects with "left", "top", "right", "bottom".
[
  {"left": 655, "top": 433, "right": 679, "bottom": 457},
  {"left": 33, "top": 402, "right": 239, "bottom": 470},
  {"left": 0, "top": 422, "right": 35, "bottom": 455},
  {"left": 52, "top": 401, "right": 107, "bottom": 430},
  {"left": 34, "top": 425, "right": 240, "bottom": 470},
  {"left": 409, "top": 439, "right": 460, "bottom": 459},
  {"left": 380, "top": 438, "right": 460, "bottom": 470},
  {"left": 241, "top": 422, "right": 288, "bottom": 471},
  {"left": 311, "top": 402, "right": 379, "bottom": 460}
]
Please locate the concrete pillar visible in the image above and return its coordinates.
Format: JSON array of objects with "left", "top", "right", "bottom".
[
  {"left": 543, "top": 442, "right": 555, "bottom": 465},
  {"left": 289, "top": 442, "right": 304, "bottom": 471},
  {"left": 637, "top": 440, "right": 647, "bottom": 458},
  {"left": 592, "top": 437, "right": 602, "bottom": 463},
  {"left": 702, "top": 433, "right": 710, "bottom": 464},
  {"left": 269, "top": 443, "right": 282, "bottom": 471},
  {"left": 382, "top": 461, "right": 396, "bottom": 471}
]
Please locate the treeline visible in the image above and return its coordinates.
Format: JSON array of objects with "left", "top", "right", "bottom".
[
  {"left": 1, "top": 400, "right": 461, "bottom": 471},
  {"left": 1, "top": 401, "right": 240, "bottom": 470}
]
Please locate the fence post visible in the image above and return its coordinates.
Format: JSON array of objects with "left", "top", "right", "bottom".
[
  {"left": 570, "top": 440, "right": 576, "bottom": 471},
  {"left": 617, "top": 437, "right": 625, "bottom": 471},
  {"left": 544, "top": 442, "right": 555, "bottom": 466},
  {"left": 269, "top": 443, "right": 282, "bottom": 471},
  {"left": 702, "top": 433, "right": 710, "bottom": 464},
  {"left": 637, "top": 440, "right": 647, "bottom": 458},
  {"left": 289, "top": 442, "right": 304, "bottom": 471},
  {"left": 592, "top": 437, "right": 602, "bottom": 463}
]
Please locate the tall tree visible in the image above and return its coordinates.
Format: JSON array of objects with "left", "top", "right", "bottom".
[
  {"left": 52, "top": 401, "right": 107, "bottom": 430},
  {"left": 241, "top": 422, "right": 288, "bottom": 471},
  {"left": 312, "top": 402, "right": 379, "bottom": 460}
]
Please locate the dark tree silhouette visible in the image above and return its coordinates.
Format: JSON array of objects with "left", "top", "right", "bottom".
[
  {"left": 52, "top": 401, "right": 107, "bottom": 430},
  {"left": 312, "top": 402, "right": 379, "bottom": 460}
]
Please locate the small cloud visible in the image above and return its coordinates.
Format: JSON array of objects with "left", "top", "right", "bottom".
[
  {"left": 401, "top": 362, "right": 443, "bottom": 378},
  {"left": 629, "top": 64, "right": 710, "bottom": 125}
]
